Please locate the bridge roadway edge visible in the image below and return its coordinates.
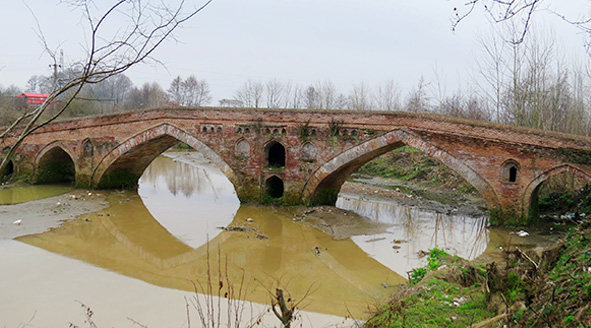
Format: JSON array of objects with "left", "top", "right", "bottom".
[{"left": 3, "top": 107, "right": 591, "bottom": 225}]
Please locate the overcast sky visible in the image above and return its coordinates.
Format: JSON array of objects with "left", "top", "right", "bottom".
[{"left": 1, "top": 1, "right": 589, "bottom": 103}]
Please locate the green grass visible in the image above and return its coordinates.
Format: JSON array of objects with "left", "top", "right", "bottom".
[
  {"left": 366, "top": 267, "right": 493, "bottom": 328},
  {"left": 356, "top": 147, "right": 477, "bottom": 194},
  {"left": 365, "top": 224, "right": 591, "bottom": 328}
]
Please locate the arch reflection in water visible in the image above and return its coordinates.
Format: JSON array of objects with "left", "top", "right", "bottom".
[
  {"left": 138, "top": 152, "right": 240, "bottom": 248},
  {"left": 337, "top": 193, "right": 489, "bottom": 275},
  {"left": 18, "top": 193, "right": 405, "bottom": 318}
]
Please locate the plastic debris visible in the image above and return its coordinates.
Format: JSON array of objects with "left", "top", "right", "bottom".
[
  {"left": 12, "top": 219, "right": 22, "bottom": 226},
  {"left": 516, "top": 230, "right": 529, "bottom": 237}
]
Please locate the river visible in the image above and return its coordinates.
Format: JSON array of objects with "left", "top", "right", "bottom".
[{"left": 0, "top": 151, "right": 562, "bottom": 327}]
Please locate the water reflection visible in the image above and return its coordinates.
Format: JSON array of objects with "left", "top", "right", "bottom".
[
  {"left": 0, "top": 184, "right": 73, "bottom": 205},
  {"left": 4, "top": 151, "right": 564, "bottom": 326},
  {"left": 138, "top": 152, "right": 240, "bottom": 248},
  {"left": 17, "top": 151, "right": 404, "bottom": 318},
  {"left": 18, "top": 193, "right": 404, "bottom": 318},
  {"left": 337, "top": 193, "right": 489, "bottom": 275}
]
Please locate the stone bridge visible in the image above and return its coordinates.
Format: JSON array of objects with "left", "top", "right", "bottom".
[{"left": 3, "top": 107, "right": 591, "bottom": 224}]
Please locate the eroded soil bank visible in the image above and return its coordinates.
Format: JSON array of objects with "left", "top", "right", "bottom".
[{"left": 363, "top": 219, "right": 591, "bottom": 328}]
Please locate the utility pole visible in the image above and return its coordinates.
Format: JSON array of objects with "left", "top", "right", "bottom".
[
  {"left": 49, "top": 50, "right": 64, "bottom": 91},
  {"left": 48, "top": 50, "right": 63, "bottom": 110}
]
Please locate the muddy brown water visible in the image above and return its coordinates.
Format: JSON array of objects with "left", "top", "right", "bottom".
[
  {"left": 0, "top": 183, "right": 73, "bottom": 205},
  {"left": 0, "top": 151, "right": 564, "bottom": 327}
]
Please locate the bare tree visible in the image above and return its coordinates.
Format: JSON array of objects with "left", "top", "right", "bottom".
[
  {"left": 25, "top": 75, "right": 52, "bottom": 94},
  {"left": 0, "top": 85, "right": 24, "bottom": 125},
  {"left": 349, "top": 82, "right": 372, "bottom": 110},
  {"left": 304, "top": 85, "right": 319, "bottom": 109},
  {"left": 126, "top": 82, "right": 168, "bottom": 110},
  {"left": 316, "top": 80, "right": 337, "bottom": 109},
  {"left": 374, "top": 80, "right": 401, "bottom": 111},
  {"left": 95, "top": 74, "right": 133, "bottom": 107},
  {"left": 168, "top": 76, "right": 185, "bottom": 105},
  {"left": 265, "top": 79, "right": 284, "bottom": 108},
  {"left": 281, "top": 82, "right": 305, "bottom": 109},
  {"left": 333, "top": 93, "right": 350, "bottom": 109},
  {"left": 405, "top": 77, "right": 430, "bottom": 113},
  {"left": 473, "top": 31, "right": 512, "bottom": 123},
  {"left": 0, "top": 0, "right": 214, "bottom": 174},
  {"left": 452, "top": 0, "right": 543, "bottom": 44},
  {"left": 168, "top": 75, "right": 211, "bottom": 106},
  {"left": 234, "top": 80, "right": 264, "bottom": 108},
  {"left": 183, "top": 75, "right": 212, "bottom": 106},
  {"left": 452, "top": 0, "right": 591, "bottom": 49}
]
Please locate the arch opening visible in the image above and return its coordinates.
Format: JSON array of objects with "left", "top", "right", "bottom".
[
  {"left": 313, "top": 145, "right": 484, "bottom": 208},
  {"left": 305, "top": 130, "right": 494, "bottom": 212},
  {"left": 99, "top": 136, "right": 192, "bottom": 188},
  {"left": 266, "top": 141, "right": 285, "bottom": 168},
  {"left": 266, "top": 176, "right": 284, "bottom": 199},
  {"left": 37, "top": 147, "right": 75, "bottom": 184},
  {"left": 94, "top": 125, "right": 240, "bottom": 196},
  {"left": 528, "top": 170, "right": 591, "bottom": 220},
  {"left": 1, "top": 159, "right": 14, "bottom": 181}
]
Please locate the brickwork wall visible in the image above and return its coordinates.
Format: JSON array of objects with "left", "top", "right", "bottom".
[{"left": 3, "top": 107, "right": 591, "bottom": 223}]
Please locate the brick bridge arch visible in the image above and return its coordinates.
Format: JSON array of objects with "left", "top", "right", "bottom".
[
  {"left": 6, "top": 107, "right": 591, "bottom": 224},
  {"left": 92, "top": 123, "right": 240, "bottom": 190},
  {"left": 34, "top": 141, "right": 76, "bottom": 183},
  {"left": 302, "top": 129, "right": 500, "bottom": 209},
  {"left": 522, "top": 164, "right": 591, "bottom": 218}
]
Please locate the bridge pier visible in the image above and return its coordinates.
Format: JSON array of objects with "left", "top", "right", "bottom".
[{"left": 3, "top": 107, "right": 591, "bottom": 228}]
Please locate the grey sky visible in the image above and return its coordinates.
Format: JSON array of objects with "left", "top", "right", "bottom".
[{"left": 0, "top": 1, "right": 588, "bottom": 103}]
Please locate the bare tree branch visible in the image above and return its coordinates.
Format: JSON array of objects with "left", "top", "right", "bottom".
[
  {"left": 0, "top": 0, "right": 214, "bottom": 175},
  {"left": 452, "top": 0, "right": 544, "bottom": 44}
]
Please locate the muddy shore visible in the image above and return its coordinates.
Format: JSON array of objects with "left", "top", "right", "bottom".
[
  {"left": 0, "top": 190, "right": 108, "bottom": 240},
  {"left": 341, "top": 180, "right": 487, "bottom": 217},
  {"left": 0, "top": 179, "right": 486, "bottom": 241}
]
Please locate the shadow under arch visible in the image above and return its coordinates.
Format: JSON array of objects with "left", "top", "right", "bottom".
[
  {"left": 302, "top": 129, "right": 500, "bottom": 209},
  {"left": 34, "top": 141, "right": 76, "bottom": 184},
  {"left": 1, "top": 159, "right": 14, "bottom": 181},
  {"left": 92, "top": 123, "right": 240, "bottom": 189},
  {"left": 522, "top": 164, "right": 591, "bottom": 219},
  {"left": 264, "top": 139, "right": 286, "bottom": 168}
]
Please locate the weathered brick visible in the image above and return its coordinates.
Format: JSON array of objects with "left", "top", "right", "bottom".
[{"left": 2, "top": 107, "right": 591, "bottom": 223}]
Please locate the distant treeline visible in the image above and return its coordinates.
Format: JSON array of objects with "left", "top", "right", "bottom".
[{"left": 2, "top": 30, "right": 591, "bottom": 137}]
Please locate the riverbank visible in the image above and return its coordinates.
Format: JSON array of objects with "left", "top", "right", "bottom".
[
  {"left": 341, "top": 180, "right": 487, "bottom": 217},
  {"left": 363, "top": 219, "right": 591, "bottom": 327},
  {"left": 0, "top": 189, "right": 108, "bottom": 240}
]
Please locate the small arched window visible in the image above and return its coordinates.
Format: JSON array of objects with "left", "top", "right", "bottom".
[
  {"left": 301, "top": 142, "right": 317, "bottom": 161},
  {"left": 82, "top": 139, "right": 93, "bottom": 156},
  {"left": 266, "top": 141, "right": 286, "bottom": 168},
  {"left": 502, "top": 160, "right": 520, "bottom": 184},
  {"left": 509, "top": 166, "right": 517, "bottom": 182},
  {"left": 235, "top": 139, "right": 250, "bottom": 158}
]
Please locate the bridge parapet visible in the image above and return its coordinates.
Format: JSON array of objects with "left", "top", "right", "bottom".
[{"left": 3, "top": 107, "right": 591, "bottom": 225}]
